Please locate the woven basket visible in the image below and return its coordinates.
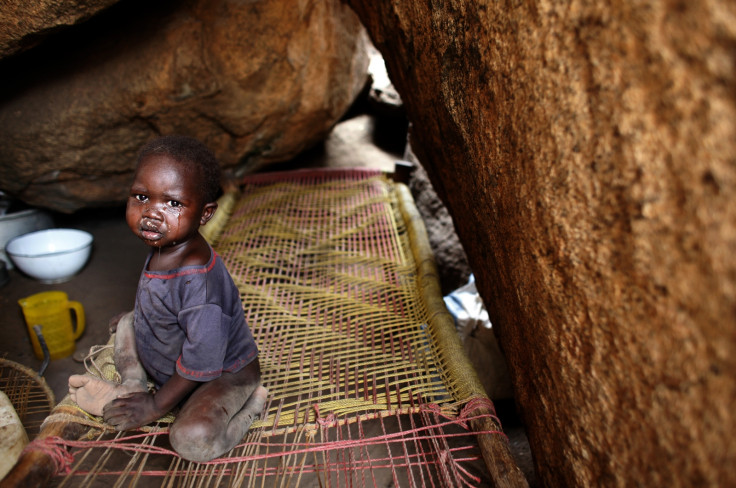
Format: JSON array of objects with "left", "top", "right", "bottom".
[{"left": 0, "top": 357, "right": 55, "bottom": 440}]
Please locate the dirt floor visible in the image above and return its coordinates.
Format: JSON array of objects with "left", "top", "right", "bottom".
[{"left": 0, "top": 113, "right": 536, "bottom": 487}]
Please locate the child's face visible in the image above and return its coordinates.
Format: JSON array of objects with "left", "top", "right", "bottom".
[{"left": 126, "top": 154, "right": 215, "bottom": 249}]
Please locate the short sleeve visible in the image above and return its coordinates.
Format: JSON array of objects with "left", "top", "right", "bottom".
[{"left": 175, "top": 304, "right": 228, "bottom": 381}]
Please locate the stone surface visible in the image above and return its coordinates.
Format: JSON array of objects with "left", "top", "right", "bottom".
[
  {"left": 404, "top": 143, "right": 472, "bottom": 296},
  {"left": 0, "top": 0, "right": 119, "bottom": 59},
  {"left": 0, "top": 0, "right": 368, "bottom": 212},
  {"left": 348, "top": 0, "right": 736, "bottom": 486}
]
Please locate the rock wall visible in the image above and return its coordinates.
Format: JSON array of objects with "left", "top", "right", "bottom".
[
  {"left": 0, "top": 0, "right": 368, "bottom": 212},
  {"left": 405, "top": 144, "right": 472, "bottom": 296},
  {"left": 0, "top": 0, "right": 118, "bottom": 58},
  {"left": 347, "top": 0, "right": 736, "bottom": 486}
]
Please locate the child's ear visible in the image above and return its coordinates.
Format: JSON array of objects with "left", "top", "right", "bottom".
[{"left": 200, "top": 202, "right": 218, "bottom": 226}]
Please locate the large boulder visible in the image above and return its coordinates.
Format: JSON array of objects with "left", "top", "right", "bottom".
[
  {"left": 0, "top": 0, "right": 119, "bottom": 58},
  {"left": 404, "top": 143, "right": 472, "bottom": 296},
  {"left": 348, "top": 0, "right": 736, "bottom": 486},
  {"left": 0, "top": 0, "right": 368, "bottom": 212}
]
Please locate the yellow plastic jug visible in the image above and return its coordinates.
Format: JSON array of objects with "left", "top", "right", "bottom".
[{"left": 18, "top": 291, "right": 85, "bottom": 360}]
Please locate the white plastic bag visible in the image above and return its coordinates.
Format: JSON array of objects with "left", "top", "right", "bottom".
[{"left": 444, "top": 276, "right": 513, "bottom": 399}]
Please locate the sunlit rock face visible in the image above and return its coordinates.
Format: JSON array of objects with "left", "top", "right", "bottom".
[
  {"left": 347, "top": 0, "right": 736, "bottom": 486},
  {"left": 0, "top": 0, "right": 368, "bottom": 212}
]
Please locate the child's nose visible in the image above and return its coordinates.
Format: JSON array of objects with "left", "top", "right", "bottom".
[{"left": 143, "top": 203, "right": 164, "bottom": 219}]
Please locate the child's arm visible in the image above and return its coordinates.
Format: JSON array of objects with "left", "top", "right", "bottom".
[{"left": 103, "top": 372, "right": 198, "bottom": 431}]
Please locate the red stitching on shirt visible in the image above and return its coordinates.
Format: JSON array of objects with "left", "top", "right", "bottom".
[
  {"left": 145, "top": 252, "right": 219, "bottom": 279},
  {"left": 176, "top": 349, "right": 257, "bottom": 381},
  {"left": 176, "top": 356, "right": 222, "bottom": 379},
  {"left": 223, "top": 350, "right": 258, "bottom": 373}
]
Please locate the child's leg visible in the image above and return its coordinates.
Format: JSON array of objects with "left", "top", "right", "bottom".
[
  {"left": 169, "top": 358, "right": 267, "bottom": 463},
  {"left": 111, "top": 311, "right": 148, "bottom": 390},
  {"left": 69, "top": 312, "right": 148, "bottom": 416}
]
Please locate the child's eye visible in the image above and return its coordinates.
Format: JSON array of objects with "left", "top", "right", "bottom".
[
  {"left": 169, "top": 200, "right": 182, "bottom": 208},
  {"left": 134, "top": 194, "right": 147, "bottom": 203}
]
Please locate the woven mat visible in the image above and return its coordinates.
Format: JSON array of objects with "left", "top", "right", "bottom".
[
  {"left": 218, "top": 168, "right": 481, "bottom": 431},
  {"left": 36, "top": 168, "right": 501, "bottom": 487}
]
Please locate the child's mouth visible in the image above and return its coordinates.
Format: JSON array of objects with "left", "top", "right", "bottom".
[
  {"left": 140, "top": 221, "right": 163, "bottom": 241},
  {"left": 141, "top": 230, "right": 162, "bottom": 241}
]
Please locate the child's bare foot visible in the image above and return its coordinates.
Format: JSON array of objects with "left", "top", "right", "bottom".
[{"left": 69, "top": 375, "right": 146, "bottom": 417}]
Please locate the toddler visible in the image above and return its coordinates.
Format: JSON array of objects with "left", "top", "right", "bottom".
[{"left": 69, "top": 135, "right": 266, "bottom": 463}]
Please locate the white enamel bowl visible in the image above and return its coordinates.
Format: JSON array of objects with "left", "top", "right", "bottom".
[{"left": 6, "top": 229, "right": 93, "bottom": 283}]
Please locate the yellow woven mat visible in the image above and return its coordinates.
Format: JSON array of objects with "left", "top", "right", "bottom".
[
  {"left": 215, "top": 168, "right": 487, "bottom": 433},
  {"left": 58, "top": 168, "right": 488, "bottom": 434},
  {"left": 35, "top": 169, "right": 501, "bottom": 488}
]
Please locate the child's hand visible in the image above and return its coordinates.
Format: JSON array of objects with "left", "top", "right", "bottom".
[
  {"left": 103, "top": 392, "right": 163, "bottom": 431},
  {"left": 103, "top": 371, "right": 198, "bottom": 431}
]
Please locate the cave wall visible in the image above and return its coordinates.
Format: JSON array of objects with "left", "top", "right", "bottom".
[
  {"left": 0, "top": 0, "right": 368, "bottom": 212},
  {"left": 0, "top": 0, "right": 119, "bottom": 58},
  {"left": 348, "top": 0, "right": 736, "bottom": 486}
]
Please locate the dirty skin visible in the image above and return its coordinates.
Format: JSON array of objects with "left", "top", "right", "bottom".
[
  {"left": 69, "top": 312, "right": 147, "bottom": 416},
  {"left": 69, "top": 145, "right": 267, "bottom": 462}
]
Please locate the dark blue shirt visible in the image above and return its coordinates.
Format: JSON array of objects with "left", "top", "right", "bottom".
[{"left": 133, "top": 248, "right": 258, "bottom": 387}]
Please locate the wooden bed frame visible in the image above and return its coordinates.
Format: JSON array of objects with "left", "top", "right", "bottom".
[{"left": 2, "top": 167, "right": 526, "bottom": 488}]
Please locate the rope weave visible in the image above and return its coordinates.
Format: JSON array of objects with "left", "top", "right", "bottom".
[
  {"left": 0, "top": 357, "right": 55, "bottom": 438},
  {"left": 21, "top": 436, "right": 74, "bottom": 475},
  {"left": 38, "top": 168, "right": 502, "bottom": 487}
]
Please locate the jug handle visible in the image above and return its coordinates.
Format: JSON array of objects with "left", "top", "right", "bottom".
[{"left": 69, "top": 301, "right": 86, "bottom": 339}]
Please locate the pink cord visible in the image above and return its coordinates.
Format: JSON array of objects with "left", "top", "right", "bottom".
[{"left": 21, "top": 436, "right": 75, "bottom": 475}]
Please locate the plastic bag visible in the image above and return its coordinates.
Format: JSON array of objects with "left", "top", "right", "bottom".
[{"left": 444, "top": 275, "right": 513, "bottom": 399}]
